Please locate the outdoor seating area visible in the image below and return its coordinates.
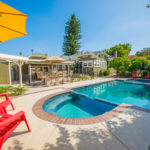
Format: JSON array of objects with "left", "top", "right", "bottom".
[
  {"left": 41, "top": 70, "right": 73, "bottom": 86},
  {"left": 132, "top": 71, "right": 150, "bottom": 79}
]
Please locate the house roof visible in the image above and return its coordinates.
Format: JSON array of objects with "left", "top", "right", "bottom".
[
  {"left": 0, "top": 53, "right": 28, "bottom": 61},
  {"left": 28, "top": 53, "right": 48, "bottom": 59},
  {"left": 45, "top": 56, "right": 66, "bottom": 63},
  {"left": 62, "top": 51, "right": 110, "bottom": 61}
]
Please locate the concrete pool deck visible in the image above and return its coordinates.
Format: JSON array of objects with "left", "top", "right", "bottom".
[{"left": 2, "top": 77, "right": 150, "bottom": 150}]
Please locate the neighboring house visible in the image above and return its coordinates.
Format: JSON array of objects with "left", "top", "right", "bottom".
[{"left": 62, "top": 51, "right": 110, "bottom": 76}]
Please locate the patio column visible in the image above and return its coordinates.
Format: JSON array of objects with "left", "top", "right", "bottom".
[
  {"left": 8, "top": 61, "right": 12, "bottom": 86},
  {"left": 16, "top": 61, "right": 24, "bottom": 87},
  {"left": 28, "top": 64, "right": 32, "bottom": 84},
  {"left": 67, "top": 65, "right": 70, "bottom": 80},
  {"left": 68, "top": 65, "right": 70, "bottom": 74},
  {"left": 52, "top": 64, "right": 53, "bottom": 72},
  {"left": 19, "top": 64, "right": 22, "bottom": 87}
]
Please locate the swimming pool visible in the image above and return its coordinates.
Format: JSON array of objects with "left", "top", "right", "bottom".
[
  {"left": 125, "top": 79, "right": 150, "bottom": 85},
  {"left": 74, "top": 80, "right": 150, "bottom": 109},
  {"left": 42, "top": 80, "right": 150, "bottom": 120},
  {"left": 43, "top": 92, "right": 116, "bottom": 118}
]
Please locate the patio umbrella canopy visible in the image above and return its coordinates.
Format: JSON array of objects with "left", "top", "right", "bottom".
[
  {"left": 45, "top": 56, "right": 67, "bottom": 63},
  {"left": 0, "top": 1, "right": 27, "bottom": 42}
]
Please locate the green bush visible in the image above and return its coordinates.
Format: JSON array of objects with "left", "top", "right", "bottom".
[
  {"left": 71, "top": 77, "right": 75, "bottom": 82},
  {"left": 142, "top": 71, "right": 149, "bottom": 77},
  {"left": 125, "top": 72, "right": 132, "bottom": 77},
  {"left": 118, "top": 72, "right": 125, "bottom": 77},
  {"left": 90, "top": 75, "right": 94, "bottom": 79},
  {"left": 147, "top": 64, "right": 150, "bottom": 71},
  {"left": 10, "top": 87, "right": 27, "bottom": 95},
  {"left": 103, "top": 70, "right": 110, "bottom": 76},
  {"left": 99, "top": 71, "right": 103, "bottom": 77},
  {"left": 0, "top": 86, "right": 11, "bottom": 94}
]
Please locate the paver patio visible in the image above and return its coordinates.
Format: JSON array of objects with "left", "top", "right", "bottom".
[{"left": 2, "top": 78, "right": 150, "bottom": 150}]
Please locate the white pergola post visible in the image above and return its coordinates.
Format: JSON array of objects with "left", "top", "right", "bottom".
[
  {"left": 67, "top": 65, "right": 70, "bottom": 81},
  {"left": 68, "top": 65, "right": 70, "bottom": 74},
  {"left": 15, "top": 61, "right": 24, "bottom": 87},
  {"left": 8, "top": 61, "right": 12, "bottom": 86},
  {"left": 52, "top": 64, "right": 53, "bottom": 72},
  {"left": 28, "top": 64, "right": 32, "bottom": 84},
  {"left": 19, "top": 64, "right": 23, "bottom": 87}
]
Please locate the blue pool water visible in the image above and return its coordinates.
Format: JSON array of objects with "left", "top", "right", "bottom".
[
  {"left": 43, "top": 80, "right": 150, "bottom": 118},
  {"left": 125, "top": 79, "right": 150, "bottom": 85},
  {"left": 74, "top": 80, "right": 150, "bottom": 109},
  {"left": 43, "top": 92, "right": 116, "bottom": 118}
]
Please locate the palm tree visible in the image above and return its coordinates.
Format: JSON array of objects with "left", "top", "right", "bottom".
[
  {"left": 31, "top": 49, "right": 34, "bottom": 55},
  {"left": 146, "top": 4, "right": 150, "bottom": 8},
  {"left": 19, "top": 52, "right": 22, "bottom": 56}
]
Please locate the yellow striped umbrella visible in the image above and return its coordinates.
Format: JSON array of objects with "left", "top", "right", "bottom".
[{"left": 0, "top": 1, "right": 27, "bottom": 42}]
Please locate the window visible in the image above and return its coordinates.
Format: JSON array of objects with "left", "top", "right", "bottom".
[
  {"left": 94, "top": 60, "right": 100, "bottom": 67},
  {"left": 44, "top": 67, "right": 48, "bottom": 72},
  {"left": 101, "top": 61, "right": 107, "bottom": 69},
  {"left": 88, "top": 62, "right": 92, "bottom": 67},
  {"left": 56, "top": 65, "right": 60, "bottom": 70},
  {"left": 62, "top": 65, "right": 66, "bottom": 70},
  {"left": 83, "top": 63, "right": 87, "bottom": 67}
]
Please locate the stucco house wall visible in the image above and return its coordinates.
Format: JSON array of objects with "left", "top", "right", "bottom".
[{"left": 0, "top": 62, "right": 9, "bottom": 84}]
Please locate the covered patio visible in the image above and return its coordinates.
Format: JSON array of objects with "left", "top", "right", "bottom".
[
  {"left": 26, "top": 55, "right": 74, "bottom": 86},
  {"left": 0, "top": 53, "right": 74, "bottom": 87},
  {"left": 0, "top": 53, "right": 28, "bottom": 87}
]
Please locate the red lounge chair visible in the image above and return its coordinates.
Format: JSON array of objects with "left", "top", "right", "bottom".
[
  {"left": 132, "top": 72, "right": 139, "bottom": 79},
  {"left": 0, "top": 107, "right": 31, "bottom": 150},
  {"left": 144, "top": 73, "right": 150, "bottom": 79},
  {"left": 0, "top": 94, "right": 15, "bottom": 114}
]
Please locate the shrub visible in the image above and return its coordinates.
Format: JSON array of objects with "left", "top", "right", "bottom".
[
  {"left": 118, "top": 72, "right": 125, "bottom": 77},
  {"left": 71, "top": 77, "right": 75, "bottom": 82},
  {"left": 90, "top": 75, "right": 94, "bottom": 79},
  {"left": 147, "top": 64, "right": 150, "bottom": 71},
  {"left": 10, "top": 87, "right": 27, "bottom": 95},
  {"left": 103, "top": 70, "right": 110, "bottom": 76},
  {"left": 0, "top": 86, "right": 10, "bottom": 94},
  {"left": 125, "top": 72, "right": 132, "bottom": 77},
  {"left": 99, "top": 71, "right": 103, "bottom": 77},
  {"left": 142, "top": 71, "right": 149, "bottom": 77}
]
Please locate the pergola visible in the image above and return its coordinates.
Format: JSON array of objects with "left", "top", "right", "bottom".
[{"left": 0, "top": 53, "right": 28, "bottom": 87}]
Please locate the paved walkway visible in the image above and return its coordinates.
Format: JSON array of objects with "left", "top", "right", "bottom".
[{"left": 3, "top": 78, "right": 150, "bottom": 150}]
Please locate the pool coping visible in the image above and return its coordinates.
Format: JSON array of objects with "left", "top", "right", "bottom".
[
  {"left": 32, "top": 79, "right": 150, "bottom": 125},
  {"left": 32, "top": 90, "right": 150, "bottom": 125}
]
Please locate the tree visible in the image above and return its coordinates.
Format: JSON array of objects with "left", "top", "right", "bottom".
[
  {"left": 108, "top": 57, "right": 131, "bottom": 74},
  {"left": 105, "top": 43, "right": 131, "bottom": 57},
  {"left": 31, "top": 49, "right": 34, "bottom": 55},
  {"left": 109, "top": 57, "right": 148, "bottom": 75},
  {"left": 136, "top": 48, "right": 150, "bottom": 56},
  {"left": 19, "top": 52, "right": 22, "bottom": 56},
  {"left": 63, "top": 14, "right": 81, "bottom": 56},
  {"left": 146, "top": 4, "right": 150, "bottom": 8},
  {"left": 129, "top": 57, "right": 148, "bottom": 71}
]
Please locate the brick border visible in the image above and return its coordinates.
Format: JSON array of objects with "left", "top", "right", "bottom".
[
  {"left": 32, "top": 79, "right": 150, "bottom": 125},
  {"left": 32, "top": 89, "right": 128, "bottom": 125}
]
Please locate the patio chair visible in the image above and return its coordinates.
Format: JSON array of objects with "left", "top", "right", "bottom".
[
  {"left": 144, "top": 73, "right": 150, "bottom": 79},
  {"left": 132, "top": 72, "right": 139, "bottom": 79},
  {"left": 0, "top": 94, "right": 15, "bottom": 114},
  {"left": 0, "top": 108, "right": 31, "bottom": 150}
]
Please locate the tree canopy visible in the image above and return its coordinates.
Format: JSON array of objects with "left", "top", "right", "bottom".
[
  {"left": 136, "top": 48, "right": 150, "bottom": 56},
  {"left": 105, "top": 43, "right": 131, "bottom": 57},
  {"left": 63, "top": 14, "right": 81, "bottom": 56},
  {"left": 109, "top": 57, "right": 148, "bottom": 74}
]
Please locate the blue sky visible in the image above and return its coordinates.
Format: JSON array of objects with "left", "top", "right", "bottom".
[{"left": 1, "top": 0, "right": 150, "bottom": 56}]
